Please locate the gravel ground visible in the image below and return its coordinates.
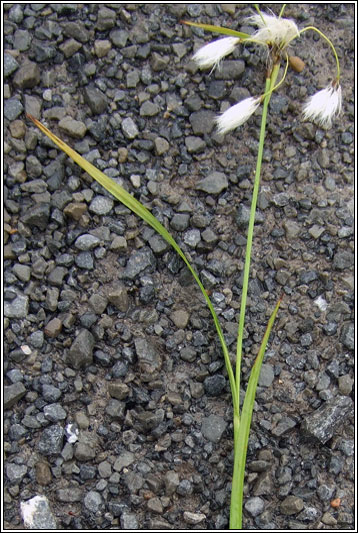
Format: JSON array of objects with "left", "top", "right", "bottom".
[{"left": 3, "top": 3, "right": 354, "bottom": 531}]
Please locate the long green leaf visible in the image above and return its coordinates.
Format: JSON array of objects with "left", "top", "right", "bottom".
[
  {"left": 181, "top": 20, "right": 250, "bottom": 39},
  {"left": 230, "top": 297, "right": 282, "bottom": 529},
  {"left": 26, "top": 114, "right": 238, "bottom": 409}
]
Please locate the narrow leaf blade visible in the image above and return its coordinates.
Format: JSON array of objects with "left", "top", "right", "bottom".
[
  {"left": 181, "top": 20, "right": 250, "bottom": 39},
  {"left": 26, "top": 114, "right": 237, "bottom": 405}
]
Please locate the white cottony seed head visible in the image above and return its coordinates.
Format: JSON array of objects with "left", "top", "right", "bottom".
[
  {"left": 246, "top": 13, "right": 299, "bottom": 48},
  {"left": 193, "top": 36, "right": 240, "bottom": 69},
  {"left": 216, "top": 97, "right": 261, "bottom": 134},
  {"left": 302, "top": 83, "right": 342, "bottom": 128}
]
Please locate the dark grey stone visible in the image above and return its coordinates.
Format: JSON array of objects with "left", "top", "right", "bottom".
[
  {"left": 203, "top": 374, "right": 226, "bottom": 396},
  {"left": 83, "top": 86, "right": 108, "bottom": 115},
  {"left": 21, "top": 203, "right": 50, "bottom": 230},
  {"left": 301, "top": 395, "right": 353, "bottom": 443},
  {"left": 123, "top": 247, "right": 156, "bottom": 279},
  {"left": 4, "top": 53, "right": 19, "bottom": 77},
  {"left": 4, "top": 294, "right": 29, "bottom": 319},
  {"left": 215, "top": 59, "right": 245, "bottom": 79},
  {"left": 189, "top": 110, "right": 215, "bottom": 135},
  {"left": 75, "top": 251, "right": 94, "bottom": 270},
  {"left": 42, "top": 384, "right": 61, "bottom": 402},
  {"left": 134, "top": 337, "right": 162, "bottom": 374},
  {"left": 83, "top": 491, "right": 103, "bottom": 513},
  {"left": 340, "top": 323, "right": 354, "bottom": 350},
  {"left": 6, "top": 463, "right": 27, "bottom": 484},
  {"left": 37, "top": 425, "right": 64, "bottom": 455},
  {"left": 201, "top": 414, "right": 227, "bottom": 443},
  {"left": 196, "top": 171, "right": 228, "bottom": 195},
  {"left": 67, "top": 329, "right": 95, "bottom": 369},
  {"left": 43, "top": 403, "right": 67, "bottom": 422},
  {"left": 4, "top": 98, "right": 24, "bottom": 120}
]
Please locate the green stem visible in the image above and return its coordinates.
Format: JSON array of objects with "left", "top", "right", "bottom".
[
  {"left": 235, "top": 63, "right": 279, "bottom": 403},
  {"left": 279, "top": 4, "right": 287, "bottom": 18},
  {"left": 230, "top": 63, "right": 280, "bottom": 530}
]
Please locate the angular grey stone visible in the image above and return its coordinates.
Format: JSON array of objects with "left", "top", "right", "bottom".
[
  {"left": 113, "top": 451, "right": 135, "bottom": 472},
  {"left": 280, "top": 495, "right": 304, "bottom": 515},
  {"left": 258, "top": 364, "right": 275, "bottom": 387},
  {"left": 43, "top": 403, "right": 67, "bottom": 422},
  {"left": 140, "top": 101, "right": 159, "bottom": 116},
  {"left": 120, "top": 512, "right": 138, "bottom": 530},
  {"left": 59, "top": 117, "right": 87, "bottom": 139},
  {"left": 21, "top": 495, "right": 57, "bottom": 529},
  {"left": 244, "top": 496, "right": 265, "bottom": 517},
  {"left": 96, "top": 6, "right": 116, "bottom": 30},
  {"left": 83, "top": 86, "right": 108, "bottom": 115},
  {"left": 83, "top": 491, "right": 103, "bottom": 513},
  {"left": 185, "top": 135, "right": 206, "bottom": 153},
  {"left": 196, "top": 171, "right": 228, "bottom": 195},
  {"left": 89, "top": 196, "right": 114, "bottom": 215},
  {"left": 13, "top": 61, "right": 40, "bottom": 89},
  {"left": 204, "top": 374, "right": 226, "bottom": 396},
  {"left": 56, "top": 488, "right": 83, "bottom": 502},
  {"left": 121, "top": 117, "right": 139, "bottom": 139},
  {"left": 134, "top": 337, "right": 162, "bottom": 374},
  {"left": 4, "top": 98, "right": 24, "bottom": 120},
  {"left": 110, "top": 29, "right": 129, "bottom": 47},
  {"left": 333, "top": 251, "right": 354, "bottom": 271},
  {"left": 105, "top": 398, "right": 125, "bottom": 419},
  {"left": 4, "top": 381, "right": 26, "bottom": 409},
  {"left": 4, "top": 53, "right": 19, "bottom": 77},
  {"left": 214, "top": 59, "right": 245, "bottom": 79},
  {"left": 132, "top": 409, "right": 164, "bottom": 433},
  {"left": 38, "top": 425, "right": 64, "bottom": 455},
  {"left": 6, "top": 463, "right": 27, "bottom": 484},
  {"left": 67, "top": 329, "right": 95, "bottom": 369},
  {"left": 164, "top": 471, "right": 179, "bottom": 496},
  {"left": 75, "top": 252, "right": 94, "bottom": 270},
  {"left": 4, "top": 294, "right": 29, "bottom": 319},
  {"left": 107, "top": 285, "right": 129, "bottom": 312},
  {"left": 340, "top": 323, "right": 354, "bottom": 350},
  {"left": 74, "top": 234, "right": 101, "bottom": 251},
  {"left": 42, "top": 383, "right": 62, "bottom": 403},
  {"left": 201, "top": 414, "right": 227, "bottom": 443},
  {"left": 62, "top": 21, "right": 90, "bottom": 43},
  {"left": 189, "top": 110, "right": 215, "bottom": 135},
  {"left": 148, "top": 234, "right": 169, "bottom": 255},
  {"left": 301, "top": 395, "right": 353, "bottom": 444},
  {"left": 21, "top": 203, "right": 50, "bottom": 230},
  {"left": 123, "top": 247, "right": 156, "bottom": 279}
]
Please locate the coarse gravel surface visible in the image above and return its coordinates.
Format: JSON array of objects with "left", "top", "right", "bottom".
[{"left": 3, "top": 3, "right": 354, "bottom": 531}]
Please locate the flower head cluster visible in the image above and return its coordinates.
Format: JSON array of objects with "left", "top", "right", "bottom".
[
  {"left": 191, "top": 9, "right": 342, "bottom": 134},
  {"left": 302, "top": 82, "right": 342, "bottom": 128},
  {"left": 193, "top": 36, "right": 240, "bottom": 69},
  {"left": 246, "top": 13, "right": 299, "bottom": 49},
  {"left": 216, "top": 97, "right": 261, "bottom": 135}
]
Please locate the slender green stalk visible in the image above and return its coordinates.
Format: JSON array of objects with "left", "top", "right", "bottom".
[
  {"left": 235, "top": 63, "right": 280, "bottom": 403},
  {"left": 229, "top": 62, "right": 281, "bottom": 529},
  {"left": 230, "top": 297, "right": 281, "bottom": 529},
  {"left": 298, "top": 26, "right": 340, "bottom": 80},
  {"left": 279, "top": 4, "right": 287, "bottom": 18}
]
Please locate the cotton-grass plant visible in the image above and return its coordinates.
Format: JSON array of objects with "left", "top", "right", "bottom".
[{"left": 27, "top": 4, "right": 341, "bottom": 529}]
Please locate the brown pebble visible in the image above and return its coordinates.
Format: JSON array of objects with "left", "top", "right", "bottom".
[
  {"left": 35, "top": 461, "right": 52, "bottom": 486},
  {"left": 63, "top": 202, "right": 87, "bottom": 221},
  {"left": 44, "top": 317, "right": 62, "bottom": 338}
]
